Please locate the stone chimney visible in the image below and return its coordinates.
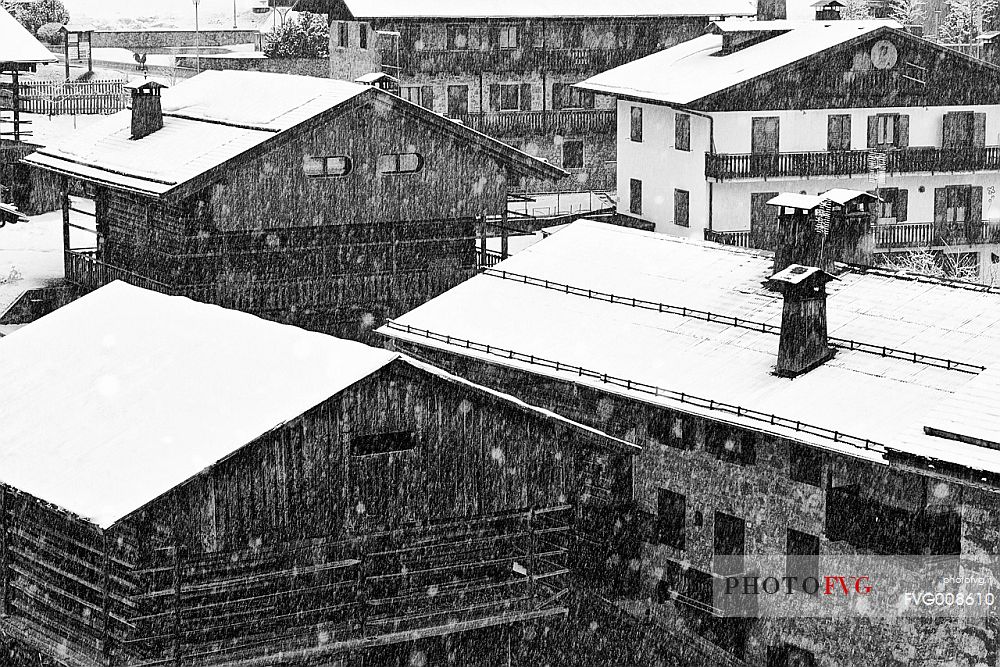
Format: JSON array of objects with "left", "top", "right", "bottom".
[
  {"left": 125, "top": 79, "right": 168, "bottom": 140},
  {"left": 757, "top": 0, "right": 786, "bottom": 20},
  {"left": 768, "top": 265, "right": 837, "bottom": 378}
]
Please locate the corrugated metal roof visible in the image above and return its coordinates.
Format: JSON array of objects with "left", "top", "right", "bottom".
[
  {"left": 0, "top": 5, "right": 58, "bottom": 64},
  {"left": 336, "top": 0, "right": 756, "bottom": 19},
  {"left": 576, "top": 19, "right": 898, "bottom": 105},
  {"left": 380, "top": 220, "right": 1000, "bottom": 474}
]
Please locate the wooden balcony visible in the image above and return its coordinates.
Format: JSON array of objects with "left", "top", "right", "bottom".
[
  {"left": 399, "top": 46, "right": 659, "bottom": 76},
  {"left": 706, "top": 146, "right": 1000, "bottom": 181},
  {"left": 825, "top": 485, "right": 960, "bottom": 555},
  {"left": 452, "top": 109, "right": 615, "bottom": 137},
  {"left": 65, "top": 249, "right": 174, "bottom": 295},
  {"left": 705, "top": 222, "right": 1000, "bottom": 251}
]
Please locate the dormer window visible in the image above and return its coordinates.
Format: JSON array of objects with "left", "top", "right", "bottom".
[{"left": 304, "top": 155, "right": 352, "bottom": 178}]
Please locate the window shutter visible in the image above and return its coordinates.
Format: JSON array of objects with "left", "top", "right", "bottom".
[
  {"left": 520, "top": 83, "right": 532, "bottom": 110},
  {"left": 942, "top": 113, "right": 956, "bottom": 148},
  {"left": 974, "top": 113, "right": 987, "bottom": 148},
  {"left": 828, "top": 115, "right": 841, "bottom": 151},
  {"left": 489, "top": 84, "right": 500, "bottom": 112},
  {"left": 897, "top": 115, "right": 909, "bottom": 148},
  {"left": 488, "top": 24, "right": 499, "bottom": 48},
  {"left": 971, "top": 186, "right": 984, "bottom": 223},
  {"left": 933, "top": 188, "right": 947, "bottom": 224},
  {"left": 420, "top": 85, "right": 434, "bottom": 110},
  {"left": 551, "top": 83, "right": 563, "bottom": 110},
  {"left": 867, "top": 116, "right": 878, "bottom": 148},
  {"left": 896, "top": 188, "right": 908, "bottom": 222}
]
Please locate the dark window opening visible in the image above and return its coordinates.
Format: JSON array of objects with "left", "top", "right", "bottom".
[
  {"left": 674, "top": 189, "right": 690, "bottom": 227},
  {"left": 675, "top": 113, "right": 691, "bottom": 151},
  {"left": 338, "top": 21, "right": 350, "bottom": 48},
  {"left": 786, "top": 529, "right": 819, "bottom": 595},
  {"left": 648, "top": 411, "right": 690, "bottom": 450},
  {"left": 304, "top": 155, "right": 352, "bottom": 178},
  {"left": 630, "top": 106, "right": 643, "bottom": 142},
  {"left": 657, "top": 489, "right": 686, "bottom": 549},
  {"left": 706, "top": 423, "right": 756, "bottom": 465},
  {"left": 563, "top": 139, "right": 584, "bottom": 169},
  {"left": 789, "top": 444, "right": 822, "bottom": 486},
  {"left": 714, "top": 511, "right": 745, "bottom": 574},
  {"left": 359, "top": 24, "right": 368, "bottom": 50},
  {"left": 629, "top": 178, "right": 642, "bottom": 215},
  {"left": 378, "top": 153, "right": 423, "bottom": 174},
  {"left": 447, "top": 23, "right": 470, "bottom": 50},
  {"left": 351, "top": 430, "right": 416, "bottom": 456}
]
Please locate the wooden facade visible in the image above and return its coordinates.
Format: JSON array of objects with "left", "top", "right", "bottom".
[
  {"left": 54, "top": 90, "right": 551, "bottom": 342},
  {"left": 0, "top": 358, "right": 633, "bottom": 666}
]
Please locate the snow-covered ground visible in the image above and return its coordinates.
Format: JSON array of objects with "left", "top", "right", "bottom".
[
  {"left": 508, "top": 191, "right": 615, "bottom": 219},
  {"left": 18, "top": 113, "right": 109, "bottom": 148},
  {"left": 0, "top": 198, "right": 96, "bottom": 334}
]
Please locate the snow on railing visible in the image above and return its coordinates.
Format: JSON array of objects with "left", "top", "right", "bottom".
[
  {"left": 382, "top": 320, "right": 889, "bottom": 455},
  {"left": 482, "top": 268, "right": 986, "bottom": 375}
]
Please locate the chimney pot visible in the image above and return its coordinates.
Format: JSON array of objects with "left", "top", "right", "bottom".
[
  {"left": 768, "top": 265, "right": 837, "bottom": 378},
  {"left": 125, "top": 79, "right": 168, "bottom": 140}
]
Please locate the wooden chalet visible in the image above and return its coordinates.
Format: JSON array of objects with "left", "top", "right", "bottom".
[
  {"left": 21, "top": 70, "right": 566, "bottom": 342},
  {"left": 0, "top": 281, "right": 633, "bottom": 666}
]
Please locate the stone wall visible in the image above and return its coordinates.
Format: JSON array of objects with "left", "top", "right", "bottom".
[
  {"left": 92, "top": 30, "right": 260, "bottom": 49},
  {"left": 174, "top": 56, "right": 329, "bottom": 78}
]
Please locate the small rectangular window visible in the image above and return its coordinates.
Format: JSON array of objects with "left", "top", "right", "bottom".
[
  {"left": 648, "top": 411, "right": 689, "bottom": 450},
  {"left": 499, "top": 83, "right": 521, "bottom": 111},
  {"left": 359, "top": 24, "right": 368, "bottom": 50},
  {"left": 629, "top": 178, "right": 642, "bottom": 215},
  {"left": 304, "top": 155, "right": 352, "bottom": 178},
  {"left": 447, "top": 23, "right": 470, "bottom": 50},
  {"left": 674, "top": 189, "right": 690, "bottom": 227},
  {"left": 786, "top": 529, "right": 820, "bottom": 595},
  {"left": 338, "top": 22, "right": 350, "bottom": 48},
  {"left": 351, "top": 430, "right": 416, "bottom": 456},
  {"left": 789, "top": 444, "right": 822, "bottom": 486},
  {"left": 827, "top": 114, "right": 851, "bottom": 151},
  {"left": 630, "top": 106, "right": 643, "bottom": 142},
  {"left": 656, "top": 488, "right": 686, "bottom": 550},
  {"left": 876, "top": 187, "right": 898, "bottom": 221},
  {"left": 498, "top": 25, "right": 518, "bottom": 49},
  {"left": 675, "top": 113, "right": 690, "bottom": 151},
  {"left": 559, "top": 85, "right": 595, "bottom": 110},
  {"left": 714, "top": 511, "right": 745, "bottom": 574},
  {"left": 378, "top": 153, "right": 423, "bottom": 174},
  {"left": 563, "top": 139, "right": 584, "bottom": 169},
  {"left": 706, "top": 423, "right": 756, "bottom": 465}
]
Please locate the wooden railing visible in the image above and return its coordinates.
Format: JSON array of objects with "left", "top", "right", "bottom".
[
  {"left": 477, "top": 247, "right": 505, "bottom": 268},
  {"left": 705, "top": 223, "right": 1000, "bottom": 251},
  {"left": 64, "top": 250, "right": 173, "bottom": 295},
  {"left": 706, "top": 146, "right": 1000, "bottom": 180},
  {"left": 453, "top": 109, "right": 616, "bottom": 136},
  {"left": 16, "top": 80, "right": 127, "bottom": 115}
]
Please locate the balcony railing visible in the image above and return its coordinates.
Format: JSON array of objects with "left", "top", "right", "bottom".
[
  {"left": 65, "top": 249, "right": 174, "bottom": 295},
  {"left": 452, "top": 109, "right": 615, "bottom": 136},
  {"left": 399, "top": 46, "right": 660, "bottom": 76},
  {"left": 825, "top": 485, "right": 961, "bottom": 555},
  {"left": 706, "top": 147, "right": 1000, "bottom": 181},
  {"left": 705, "top": 222, "right": 1000, "bottom": 251}
]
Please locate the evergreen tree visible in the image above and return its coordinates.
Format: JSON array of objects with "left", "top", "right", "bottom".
[{"left": 262, "top": 13, "right": 330, "bottom": 59}]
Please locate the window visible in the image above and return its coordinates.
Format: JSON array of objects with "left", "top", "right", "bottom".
[
  {"left": 786, "top": 529, "right": 819, "bottom": 594},
  {"left": 876, "top": 187, "right": 908, "bottom": 222},
  {"left": 498, "top": 83, "right": 524, "bottom": 111},
  {"left": 338, "top": 21, "right": 350, "bottom": 48},
  {"left": 629, "top": 178, "right": 642, "bottom": 215},
  {"left": 750, "top": 191, "right": 779, "bottom": 238},
  {"left": 563, "top": 23, "right": 583, "bottom": 48},
  {"left": 648, "top": 411, "right": 690, "bottom": 450},
  {"left": 751, "top": 116, "right": 780, "bottom": 154},
  {"left": 656, "top": 489, "right": 686, "bottom": 550},
  {"left": 378, "top": 153, "right": 423, "bottom": 174},
  {"left": 563, "top": 139, "right": 584, "bottom": 169},
  {"left": 942, "top": 111, "right": 979, "bottom": 149},
  {"left": 498, "top": 24, "right": 518, "bottom": 49},
  {"left": 351, "top": 430, "right": 416, "bottom": 456},
  {"left": 827, "top": 114, "right": 851, "bottom": 151},
  {"left": 359, "top": 24, "right": 368, "bottom": 49},
  {"left": 868, "top": 113, "right": 910, "bottom": 149},
  {"left": 630, "top": 106, "right": 643, "bottom": 142},
  {"left": 714, "top": 512, "right": 745, "bottom": 574},
  {"left": 945, "top": 185, "right": 972, "bottom": 223},
  {"left": 674, "top": 189, "right": 690, "bottom": 227},
  {"left": 789, "top": 444, "right": 822, "bottom": 486},
  {"left": 303, "top": 155, "right": 352, "bottom": 178},
  {"left": 553, "top": 84, "right": 594, "bottom": 110},
  {"left": 446, "top": 23, "right": 470, "bottom": 50},
  {"left": 446, "top": 85, "right": 469, "bottom": 116},
  {"left": 401, "top": 85, "right": 434, "bottom": 110},
  {"left": 675, "top": 113, "right": 691, "bottom": 151},
  {"left": 876, "top": 113, "right": 896, "bottom": 146},
  {"left": 706, "top": 423, "right": 756, "bottom": 465}
]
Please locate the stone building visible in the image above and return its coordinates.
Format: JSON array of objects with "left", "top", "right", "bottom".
[{"left": 379, "top": 219, "right": 1000, "bottom": 666}]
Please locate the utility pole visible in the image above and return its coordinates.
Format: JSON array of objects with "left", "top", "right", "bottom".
[{"left": 193, "top": 0, "right": 201, "bottom": 74}]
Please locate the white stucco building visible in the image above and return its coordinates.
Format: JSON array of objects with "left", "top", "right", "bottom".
[{"left": 577, "top": 5, "right": 1000, "bottom": 283}]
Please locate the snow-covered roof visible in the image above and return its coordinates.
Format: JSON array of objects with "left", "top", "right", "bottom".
[
  {"left": 328, "top": 0, "right": 755, "bottom": 19},
  {"left": 24, "top": 70, "right": 564, "bottom": 197},
  {"left": 0, "top": 281, "right": 623, "bottom": 528},
  {"left": 0, "top": 5, "right": 58, "bottom": 64},
  {"left": 576, "top": 19, "right": 899, "bottom": 106},
  {"left": 380, "top": 220, "right": 1000, "bottom": 478}
]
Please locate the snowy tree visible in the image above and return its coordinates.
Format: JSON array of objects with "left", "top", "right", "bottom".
[
  {"left": 842, "top": 0, "right": 876, "bottom": 19},
  {"left": 937, "top": 0, "right": 1000, "bottom": 42},
  {"left": 875, "top": 248, "right": 982, "bottom": 282},
  {"left": 0, "top": 0, "right": 69, "bottom": 36},
  {"left": 263, "top": 13, "right": 329, "bottom": 59},
  {"left": 886, "top": 0, "right": 928, "bottom": 25},
  {"left": 36, "top": 22, "right": 64, "bottom": 44}
]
